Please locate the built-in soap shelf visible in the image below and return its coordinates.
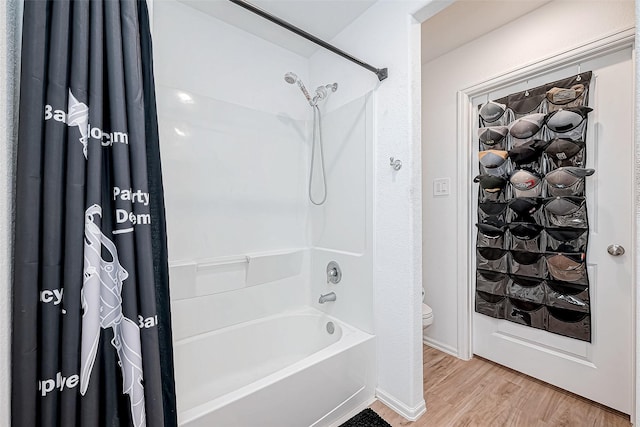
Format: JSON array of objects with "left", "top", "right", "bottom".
[
  {"left": 169, "top": 249, "right": 304, "bottom": 300},
  {"left": 196, "top": 255, "right": 249, "bottom": 271}
]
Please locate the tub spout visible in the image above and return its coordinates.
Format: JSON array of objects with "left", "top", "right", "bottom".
[{"left": 318, "top": 292, "right": 336, "bottom": 304}]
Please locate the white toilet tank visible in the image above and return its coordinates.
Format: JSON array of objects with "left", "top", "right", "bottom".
[{"left": 422, "top": 303, "right": 433, "bottom": 327}]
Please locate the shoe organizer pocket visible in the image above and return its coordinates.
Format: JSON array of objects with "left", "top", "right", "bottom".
[
  {"left": 479, "top": 150, "right": 510, "bottom": 176},
  {"left": 545, "top": 107, "right": 592, "bottom": 141},
  {"left": 506, "top": 275, "right": 545, "bottom": 304},
  {"left": 545, "top": 280, "right": 590, "bottom": 313},
  {"left": 506, "top": 298, "right": 546, "bottom": 329},
  {"left": 509, "top": 113, "right": 546, "bottom": 139},
  {"left": 546, "top": 253, "right": 588, "bottom": 285},
  {"left": 475, "top": 291, "right": 506, "bottom": 318},
  {"left": 480, "top": 188, "right": 507, "bottom": 203},
  {"left": 508, "top": 222, "right": 545, "bottom": 252},
  {"left": 545, "top": 228, "right": 588, "bottom": 253},
  {"left": 507, "top": 197, "right": 544, "bottom": 223},
  {"left": 509, "top": 251, "right": 546, "bottom": 278},
  {"left": 544, "top": 167, "right": 595, "bottom": 197},
  {"left": 508, "top": 139, "right": 548, "bottom": 171},
  {"left": 476, "top": 269, "right": 509, "bottom": 295},
  {"left": 478, "top": 202, "right": 508, "bottom": 223},
  {"left": 477, "top": 248, "right": 508, "bottom": 273},
  {"left": 545, "top": 138, "right": 586, "bottom": 168},
  {"left": 544, "top": 197, "right": 588, "bottom": 228},
  {"left": 547, "top": 307, "right": 591, "bottom": 342},
  {"left": 475, "top": 174, "right": 508, "bottom": 202},
  {"left": 509, "top": 93, "right": 546, "bottom": 118},
  {"left": 546, "top": 83, "right": 587, "bottom": 111},
  {"left": 476, "top": 224, "right": 507, "bottom": 249},
  {"left": 510, "top": 169, "right": 543, "bottom": 198},
  {"left": 479, "top": 126, "right": 509, "bottom": 150},
  {"left": 479, "top": 101, "right": 507, "bottom": 125}
]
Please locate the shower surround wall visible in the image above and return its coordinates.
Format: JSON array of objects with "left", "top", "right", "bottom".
[
  {"left": 309, "top": 94, "right": 374, "bottom": 334},
  {"left": 153, "top": 0, "right": 377, "bottom": 423},
  {"left": 154, "top": 0, "right": 311, "bottom": 337}
]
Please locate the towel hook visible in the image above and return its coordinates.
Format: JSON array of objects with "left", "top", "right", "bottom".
[
  {"left": 390, "top": 157, "right": 402, "bottom": 171},
  {"left": 576, "top": 64, "right": 582, "bottom": 81}
]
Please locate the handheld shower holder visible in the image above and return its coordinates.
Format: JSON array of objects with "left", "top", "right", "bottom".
[
  {"left": 285, "top": 72, "right": 338, "bottom": 107},
  {"left": 312, "top": 83, "right": 338, "bottom": 105}
]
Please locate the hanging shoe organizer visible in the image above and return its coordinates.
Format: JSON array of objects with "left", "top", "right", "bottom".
[{"left": 474, "top": 71, "right": 594, "bottom": 342}]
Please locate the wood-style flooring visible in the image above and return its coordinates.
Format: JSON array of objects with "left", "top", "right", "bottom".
[{"left": 370, "top": 345, "right": 631, "bottom": 427}]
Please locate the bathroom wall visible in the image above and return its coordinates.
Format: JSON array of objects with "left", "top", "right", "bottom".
[
  {"left": 0, "top": 0, "right": 20, "bottom": 424},
  {"left": 308, "top": 93, "right": 374, "bottom": 334},
  {"left": 422, "top": 1, "right": 635, "bottom": 355},
  {"left": 153, "top": 0, "right": 312, "bottom": 338},
  {"left": 309, "top": 0, "right": 430, "bottom": 419}
]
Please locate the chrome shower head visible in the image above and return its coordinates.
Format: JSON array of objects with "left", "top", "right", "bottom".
[
  {"left": 284, "top": 72, "right": 297, "bottom": 85},
  {"left": 284, "top": 71, "right": 312, "bottom": 105}
]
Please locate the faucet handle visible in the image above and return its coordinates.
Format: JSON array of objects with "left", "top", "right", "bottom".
[{"left": 326, "top": 261, "right": 342, "bottom": 284}]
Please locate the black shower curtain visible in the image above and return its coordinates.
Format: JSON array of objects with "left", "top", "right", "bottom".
[{"left": 12, "top": 0, "right": 176, "bottom": 426}]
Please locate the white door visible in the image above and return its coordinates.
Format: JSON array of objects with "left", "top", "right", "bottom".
[{"left": 472, "top": 47, "right": 634, "bottom": 414}]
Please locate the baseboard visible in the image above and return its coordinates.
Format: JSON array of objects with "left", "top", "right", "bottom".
[
  {"left": 375, "top": 388, "right": 426, "bottom": 422},
  {"left": 326, "top": 396, "right": 376, "bottom": 427},
  {"left": 423, "top": 336, "right": 459, "bottom": 358}
]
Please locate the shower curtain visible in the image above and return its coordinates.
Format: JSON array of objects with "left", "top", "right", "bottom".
[{"left": 11, "top": 0, "right": 176, "bottom": 426}]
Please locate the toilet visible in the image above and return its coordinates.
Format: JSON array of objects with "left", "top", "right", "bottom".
[
  {"left": 422, "top": 288, "right": 433, "bottom": 328},
  {"left": 422, "top": 303, "right": 433, "bottom": 328}
]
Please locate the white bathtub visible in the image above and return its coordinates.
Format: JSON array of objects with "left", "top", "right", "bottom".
[{"left": 174, "top": 307, "right": 376, "bottom": 427}]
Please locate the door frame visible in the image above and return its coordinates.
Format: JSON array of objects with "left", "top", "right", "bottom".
[{"left": 455, "top": 27, "right": 637, "bottom": 419}]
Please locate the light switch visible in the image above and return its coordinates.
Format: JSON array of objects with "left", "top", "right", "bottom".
[{"left": 433, "top": 178, "right": 450, "bottom": 196}]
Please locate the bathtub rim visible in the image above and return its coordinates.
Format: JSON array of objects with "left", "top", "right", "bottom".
[
  {"left": 174, "top": 305, "right": 348, "bottom": 346},
  {"left": 176, "top": 305, "right": 375, "bottom": 425}
]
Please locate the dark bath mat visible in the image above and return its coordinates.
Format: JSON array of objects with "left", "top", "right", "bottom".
[{"left": 339, "top": 408, "right": 392, "bottom": 427}]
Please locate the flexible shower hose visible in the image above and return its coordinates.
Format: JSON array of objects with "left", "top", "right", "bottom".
[{"left": 309, "top": 105, "right": 327, "bottom": 205}]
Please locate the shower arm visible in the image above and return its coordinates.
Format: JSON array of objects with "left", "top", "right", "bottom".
[{"left": 228, "top": 0, "right": 388, "bottom": 81}]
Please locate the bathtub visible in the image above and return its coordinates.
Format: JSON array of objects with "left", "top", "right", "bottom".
[{"left": 174, "top": 307, "right": 376, "bottom": 427}]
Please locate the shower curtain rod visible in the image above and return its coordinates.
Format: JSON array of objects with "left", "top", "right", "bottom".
[{"left": 228, "top": 0, "right": 388, "bottom": 81}]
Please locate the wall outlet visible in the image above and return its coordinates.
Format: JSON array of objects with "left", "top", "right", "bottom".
[{"left": 433, "top": 178, "right": 451, "bottom": 196}]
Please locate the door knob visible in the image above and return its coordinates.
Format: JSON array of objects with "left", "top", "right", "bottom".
[{"left": 607, "top": 244, "right": 625, "bottom": 256}]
